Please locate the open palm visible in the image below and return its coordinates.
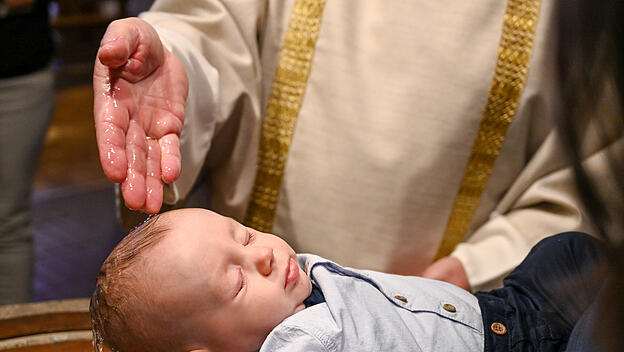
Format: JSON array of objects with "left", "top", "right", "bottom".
[{"left": 93, "top": 18, "right": 188, "bottom": 213}]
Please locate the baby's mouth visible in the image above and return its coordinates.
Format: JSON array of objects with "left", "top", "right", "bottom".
[{"left": 285, "top": 257, "right": 299, "bottom": 289}]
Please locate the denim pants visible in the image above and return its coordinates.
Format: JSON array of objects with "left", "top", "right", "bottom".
[
  {"left": 476, "top": 232, "right": 606, "bottom": 352},
  {"left": 0, "top": 67, "right": 54, "bottom": 304}
]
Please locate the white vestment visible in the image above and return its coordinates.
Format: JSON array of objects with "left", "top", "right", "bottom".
[{"left": 140, "top": 0, "right": 619, "bottom": 290}]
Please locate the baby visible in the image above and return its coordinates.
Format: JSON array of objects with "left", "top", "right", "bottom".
[{"left": 91, "top": 208, "right": 605, "bottom": 352}]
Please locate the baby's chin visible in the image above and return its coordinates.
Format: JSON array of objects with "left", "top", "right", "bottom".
[
  {"left": 293, "top": 302, "right": 307, "bottom": 314},
  {"left": 300, "top": 269, "right": 313, "bottom": 294},
  {"left": 290, "top": 271, "right": 312, "bottom": 314}
]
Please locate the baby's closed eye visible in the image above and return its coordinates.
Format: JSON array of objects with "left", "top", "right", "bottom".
[{"left": 245, "top": 231, "right": 255, "bottom": 245}]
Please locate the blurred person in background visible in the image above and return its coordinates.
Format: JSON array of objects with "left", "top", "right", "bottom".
[
  {"left": 0, "top": 0, "right": 53, "bottom": 304},
  {"left": 557, "top": 0, "right": 623, "bottom": 349}
]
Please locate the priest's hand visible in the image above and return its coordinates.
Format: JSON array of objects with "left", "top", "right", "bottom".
[
  {"left": 93, "top": 17, "right": 188, "bottom": 213},
  {"left": 422, "top": 256, "right": 471, "bottom": 291}
]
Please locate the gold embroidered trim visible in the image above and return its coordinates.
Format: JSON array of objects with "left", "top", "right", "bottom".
[
  {"left": 244, "top": 0, "right": 327, "bottom": 232},
  {"left": 435, "top": 0, "right": 542, "bottom": 259}
]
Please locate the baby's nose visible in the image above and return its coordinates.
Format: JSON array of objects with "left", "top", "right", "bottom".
[{"left": 252, "top": 247, "right": 273, "bottom": 275}]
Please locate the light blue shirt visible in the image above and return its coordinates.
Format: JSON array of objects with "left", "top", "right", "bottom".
[{"left": 260, "top": 254, "right": 484, "bottom": 352}]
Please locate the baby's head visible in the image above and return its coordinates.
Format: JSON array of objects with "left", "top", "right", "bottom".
[{"left": 91, "top": 208, "right": 312, "bottom": 352}]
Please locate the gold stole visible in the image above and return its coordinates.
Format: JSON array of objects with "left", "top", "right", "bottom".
[
  {"left": 244, "top": 0, "right": 327, "bottom": 231},
  {"left": 245, "top": 0, "right": 543, "bottom": 261},
  {"left": 435, "top": 0, "right": 542, "bottom": 258}
]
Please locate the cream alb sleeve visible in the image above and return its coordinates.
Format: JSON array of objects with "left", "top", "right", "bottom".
[
  {"left": 139, "top": 1, "right": 267, "bottom": 208},
  {"left": 452, "top": 109, "right": 622, "bottom": 291}
]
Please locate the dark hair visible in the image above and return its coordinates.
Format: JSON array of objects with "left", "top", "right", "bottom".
[
  {"left": 90, "top": 215, "right": 174, "bottom": 352},
  {"left": 556, "top": 0, "right": 623, "bottom": 349},
  {"left": 557, "top": 0, "right": 624, "bottom": 238}
]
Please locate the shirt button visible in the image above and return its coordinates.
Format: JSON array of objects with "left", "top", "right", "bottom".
[
  {"left": 443, "top": 303, "right": 456, "bottom": 312},
  {"left": 491, "top": 322, "right": 507, "bottom": 335},
  {"left": 394, "top": 295, "right": 408, "bottom": 303}
]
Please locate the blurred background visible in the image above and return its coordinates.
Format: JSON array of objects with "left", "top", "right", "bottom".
[{"left": 31, "top": 0, "right": 154, "bottom": 301}]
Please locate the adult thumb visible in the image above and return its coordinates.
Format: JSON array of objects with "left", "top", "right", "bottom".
[{"left": 97, "top": 18, "right": 164, "bottom": 82}]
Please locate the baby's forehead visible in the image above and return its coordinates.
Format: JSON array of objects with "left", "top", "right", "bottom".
[
  {"left": 164, "top": 208, "right": 237, "bottom": 231},
  {"left": 146, "top": 228, "right": 234, "bottom": 305},
  {"left": 148, "top": 209, "right": 247, "bottom": 275},
  {"left": 149, "top": 215, "right": 232, "bottom": 264}
]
